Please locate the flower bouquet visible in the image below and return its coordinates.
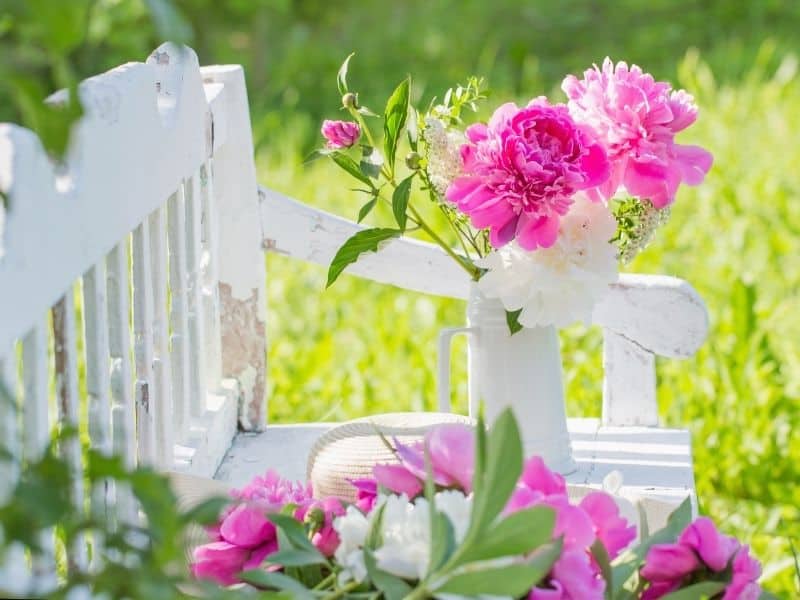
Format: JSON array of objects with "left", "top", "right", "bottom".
[
  {"left": 191, "top": 410, "right": 765, "bottom": 599},
  {"left": 319, "top": 56, "right": 713, "bottom": 331},
  {"left": 313, "top": 57, "right": 715, "bottom": 472}
]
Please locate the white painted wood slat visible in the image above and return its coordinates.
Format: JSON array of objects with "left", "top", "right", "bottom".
[
  {"left": 202, "top": 64, "right": 266, "bottom": 432},
  {"left": 0, "top": 346, "right": 32, "bottom": 595},
  {"left": 52, "top": 292, "right": 89, "bottom": 572},
  {"left": 149, "top": 206, "right": 174, "bottom": 466},
  {"left": 185, "top": 174, "right": 207, "bottom": 419},
  {"left": 83, "top": 262, "right": 114, "bottom": 568},
  {"left": 603, "top": 330, "right": 658, "bottom": 426},
  {"left": 105, "top": 240, "right": 137, "bottom": 523},
  {"left": 132, "top": 221, "right": 157, "bottom": 466},
  {"left": 21, "top": 321, "right": 57, "bottom": 589},
  {"left": 200, "top": 160, "right": 222, "bottom": 390},
  {"left": 168, "top": 190, "right": 191, "bottom": 442},
  {"left": 258, "top": 188, "right": 708, "bottom": 359}
]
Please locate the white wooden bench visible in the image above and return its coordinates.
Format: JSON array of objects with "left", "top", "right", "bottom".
[{"left": 0, "top": 44, "right": 708, "bottom": 582}]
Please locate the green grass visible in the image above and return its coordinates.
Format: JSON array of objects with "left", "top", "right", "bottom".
[{"left": 258, "top": 50, "right": 800, "bottom": 595}]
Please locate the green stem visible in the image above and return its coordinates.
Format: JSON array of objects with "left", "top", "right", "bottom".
[
  {"left": 408, "top": 203, "right": 481, "bottom": 280},
  {"left": 313, "top": 572, "right": 336, "bottom": 590},
  {"left": 349, "top": 107, "right": 378, "bottom": 151},
  {"left": 321, "top": 580, "right": 361, "bottom": 600},
  {"left": 404, "top": 586, "right": 432, "bottom": 600}
]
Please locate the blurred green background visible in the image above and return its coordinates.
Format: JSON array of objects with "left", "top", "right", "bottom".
[{"left": 2, "top": 0, "right": 799, "bottom": 595}]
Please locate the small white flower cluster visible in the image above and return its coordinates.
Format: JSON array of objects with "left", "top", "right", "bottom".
[
  {"left": 423, "top": 117, "right": 464, "bottom": 196},
  {"left": 478, "top": 196, "right": 619, "bottom": 328},
  {"left": 333, "top": 491, "right": 472, "bottom": 585},
  {"left": 617, "top": 200, "right": 671, "bottom": 264}
]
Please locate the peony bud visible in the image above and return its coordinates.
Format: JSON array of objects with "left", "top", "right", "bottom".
[
  {"left": 341, "top": 92, "right": 358, "bottom": 109},
  {"left": 405, "top": 151, "right": 421, "bottom": 170},
  {"left": 321, "top": 120, "right": 361, "bottom": 149}
]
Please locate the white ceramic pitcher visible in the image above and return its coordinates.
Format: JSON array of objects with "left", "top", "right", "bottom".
[{"left": 438, "top": 283, "right": 576, "bottom": 474}]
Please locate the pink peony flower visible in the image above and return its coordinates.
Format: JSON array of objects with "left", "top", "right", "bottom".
[
  {"left": 562, "top": 58, "right": 713, "bottom": 208},
  {"left": 192, "top": 541, "right": 251, "bottom": 586},
  {"left": 640, "top": 543, "right": 701, "bottom": 583},
  {"left": 528, "top": 549, "right": 605, "bottom": 600},
  {"left": 678, "top": 516, "right": 739, "bottom": 572},
  {"left": 192, "top": 470, "right": 314, "bottom": 586},
  {"left": 640, "top": 516, "right": 761, "bottom": 599},
  {"left": 723, "top": 546, "right": 761, "bottom": 600},
  {"left": 321, "top": 119, "right": 361, "bottom": 149},
  {"left": 300, "top": 497, "right": 346, "bottom": 557},
  {"left": 446, "top": 98, "right": 609, "bottom": 250},
  {"left": 349, "top": 478, "right": 378, "bottom": 513},
  {"left": 580, "top": 491, "right": 637, "bottom": 559}
]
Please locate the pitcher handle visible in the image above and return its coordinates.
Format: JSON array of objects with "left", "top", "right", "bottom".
[{"left": 437, "top": 327, "right": 476, "bottom": 413}]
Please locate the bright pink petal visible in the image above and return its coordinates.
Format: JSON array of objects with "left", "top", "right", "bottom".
[
  {"left": 426, "top": 424, "right": 475, "bottom": 492},
  {"left": 679, "top": 517, "right": 739, "bottom": 572},
  {"left": 673, "top": 144, "right": 713, "bottom": 186},
  {"left": 641, "top": 543, "right": 700, "bottom": 582},
  {"left": 192, "top": 541, "right": 249, "bottom": 586},
  {"left": 519, "top": 457, "right": 568, "bottom": 496},
  {"left": 580, "top": 491, "right": 636, "bottom": 559},
  {"left": 516, "top": 214, "right": 561, "bottom": 250},
  {"left": 219, "top": 503, "right": 276, "bottom": 549},
  {"left": 372, "top": 463, "right": 424, "bottom": 497}
]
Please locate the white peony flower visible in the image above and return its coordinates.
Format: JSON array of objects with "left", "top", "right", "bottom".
[
  {"left": 478, "top": 196, "right": 619, "bottom": 328},
  {"left": 433, "top": 490, "right": 472, "bottom": 544},
  {"left": 333, "top": 505, "right": 370, "bottom": 583},
  {"left": 375, "top": 495, "right": 431, "bottom": 580}
]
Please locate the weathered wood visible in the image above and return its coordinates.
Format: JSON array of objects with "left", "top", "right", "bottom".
[
  {"left": 0, "top": 44, "right": 212, "bottom": 352},
  {"left": 52, "top": 292, "right": 89, "bottom": 572},
  {"left": 200, "top": 160, "right": 223, "bottom": 389},
  {"left": 258, "top": 187, "right": 708, "bottom": 360},
  {"left": 202, "top": 65, "right": 266, "bottom": 431},
  {"left": 149, "top": 206, "right": 174, "bottom": 465},
  {"left": 105, "top": 240, "right": 137, "bottom": 523},
  {"left": 603, "top": 330, "right": 658, "bottom": 426},
  {"left": 132, "top": 220, "right": 157, "bottom": 465},
  {"left": 185, "top": 173, "right": 208, "bottom": 419},
  {"left": 22, "top": 321, "right": 58, "bottom": 589}
]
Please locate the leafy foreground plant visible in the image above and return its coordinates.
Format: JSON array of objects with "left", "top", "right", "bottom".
[{"left": 192, "top": 409, "right": 775, "bottom": 599}]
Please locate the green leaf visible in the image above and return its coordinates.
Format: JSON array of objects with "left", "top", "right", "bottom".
[
  {"left": 337, "top": 53, "right": 355, "bottom": 95},
  {"left": 268, "top": 513, "right": 320, "bottom": 555},
  {"left": 365, "top": 502, "right": 386, "bottom": 550},
  {"left": 506, "top": 309, "right": 523, "bottom": 335},
  {"left": 590, "top": 539, "right": 613, "bottom": 599},
  {"left": 392, "top": 175, "right": 413, "bottom": 230},
  {"left": 435, "top": 540, "right": 561, "bottom": 596},
  {"left": 265, "top": 548, "right": 328, "bottom": 567},
  {"left": 660, "top": 581, "right": 726, "bottom": 599},
  {"left": 457, "top": 506, "right": 555, "bottom": 564},
  {"left": 239, "top": 570, "right": 316, "bottom": 598},
  {"left": 326, "top": 228, "right": 401, "bottom": 287},
  {"left": 383, "top": 77, "right": 410, "bottom": 171},
  {"left": 364, "top": 547, "right": 413, "bottom": 600},
  {"left": 357, "top": 196, "right": 378, "bottom": 223},
  {"left": 360, "top": 145, "right": 383, "bottom": 179},
  {"left": 407, "top": 105, "right": 419, "bottom": 151},
  {"left": 180, "top": 497, "right": 229, "bottom": 526},
  {"left": 468, "top": 408, "right": 524, "bottom": 538},
  {"left": 331, "top": 151, "right": 375, "bottom": 189},
  {"left": 428, "top": 507, "right": 457, "bottom": 573}
]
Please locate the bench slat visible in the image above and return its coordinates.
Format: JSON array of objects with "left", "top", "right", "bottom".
[
  {"left": 132, "top": 221, "right": 157, "bottom": 465},
  {"left": 106, "top": 240, "right": 137, "bottom": 523},
  {"left": 52, "top": 292, "right": 89, "bottom": 571},
  {"left": 168, "top": 190, "right": 192, "bottom": 440},
  {"left": 22, "top": 320, "right": 58, "bottom": 587},
  {"left": 149, "top": 206, "right": 174, "bottom": 465},
  {"left": 200, "top": 161, "right": 223, "bottom": 389},
  {"left": 185, "top": 174, "right": 208, "bottom": 419}
]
